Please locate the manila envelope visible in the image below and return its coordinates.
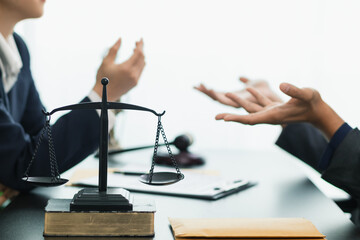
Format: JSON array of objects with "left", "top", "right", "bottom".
[{"left": 169, "top": 218, "right": 326, "bottom": 239}]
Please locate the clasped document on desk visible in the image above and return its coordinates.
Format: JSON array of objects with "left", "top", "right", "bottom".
[
  {"left": 71, "top": 166, "right": 253, "bottom": 200},
  {"left": 169, "top": 218, "right": 326, "bottom": 240}
]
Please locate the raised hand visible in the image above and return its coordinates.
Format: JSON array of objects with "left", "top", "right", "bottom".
[
  {"left": 216, "top": 83, "right": 344, "bottom": 139},
  {"left": 194, "top": 77, "right": 282, "bottom": 108},
  {"left": 0, "top": 183, "right": 19, "bottom": 207},
  {"left": 94, "top": 38, "right": 145, "bottom": 101}
]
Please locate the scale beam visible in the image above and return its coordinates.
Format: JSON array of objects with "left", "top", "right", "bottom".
[
  {"left": 23, "top": 77, "right": 184, "bottom": 211},
  {"left": 47, "top": 101, "right": 164, "bottom": 117}
]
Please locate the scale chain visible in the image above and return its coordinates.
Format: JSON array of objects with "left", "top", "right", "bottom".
[
  {"left": 46, "top": 121, "right": 60, "bottom": 179},
  {"left": 23, "top": 115, "right": 61, "bottom": 181},
  {"left": 23, "top": 123, "right": 47, "bottom": 178},
  {"left": 149, "top": 117, "right": 162, "bottom": 182},
  {"left": 159, "top": 121, "right": 181, "bottom": 176},
  {"left": 149, "top": 116, "right": 183, "bottom": 183}
]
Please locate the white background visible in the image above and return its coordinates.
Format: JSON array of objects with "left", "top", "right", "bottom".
[{"left": 16, "top": 0, "right": 360, "bottom": 153}]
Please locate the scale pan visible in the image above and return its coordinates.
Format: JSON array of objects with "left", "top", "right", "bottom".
[
  {"left": 139, "top": 172, "right": 184, "bottom": 185},
  {"left": 22, "top": 177, "right": 68, "bottom": 187}
]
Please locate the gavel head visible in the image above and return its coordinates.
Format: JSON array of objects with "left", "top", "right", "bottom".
[
  {"left": 156, "top": 134, "right": 204, "bottom": 167},
  {"left": 173, "top": 134, "right": 193, "bottom": 151}
]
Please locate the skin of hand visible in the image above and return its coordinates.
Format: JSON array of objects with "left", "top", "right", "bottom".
[
  {"left": 194, "top": 77, "right": 283, "bottom": 108},
  {"left": 215, "top": 82, "right": 345, "bottom": 140},
  {"left": 0, "top": 183, "right": 19, "bottom": 207},
  {"left": 94, "top": 38, "right": 145, "bottom": 102}
]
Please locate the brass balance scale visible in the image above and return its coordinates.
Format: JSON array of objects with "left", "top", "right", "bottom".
[{"left": 22, "top": 77, "right": 184, "bottom": 212}]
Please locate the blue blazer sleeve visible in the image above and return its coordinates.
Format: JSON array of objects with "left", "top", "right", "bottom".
[
  {"left": 322, "top": 128, "right": 360, "bottom": 199},
  {"left": 0, "top": 33, "right": 100, "bottom": 191},
  {"left": 322, "top": 128, "right": 360, "bottom": 224},
  {"left": 276, "top": 123, "right": 360, "bottom": 225},
  {"left": 275, "top": 123, "right": 328, "bottom": 172},
  {"left": 276, "top": 123, "right": 360, "bottom": 199}
]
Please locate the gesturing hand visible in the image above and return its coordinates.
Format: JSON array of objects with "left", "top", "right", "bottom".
[
  {"left": 216, "top": 83, "right": 344, "bottom": 139},
  {"left": 94, "top": 38, "right": 145, "bottom": 101},
  {"left": 194, "top": 77, "right": 282, "bottom": 108},
  {"left": 0, "top": 183, "right": 19, "bottom": 207}
]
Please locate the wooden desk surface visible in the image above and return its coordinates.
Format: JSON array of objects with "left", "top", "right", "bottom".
[{"left": 0, "top": 149, "right": 359, "bottom": 239}]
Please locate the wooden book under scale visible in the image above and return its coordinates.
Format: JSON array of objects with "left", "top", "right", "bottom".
[{"left": 43, "top": 198, "right": 155, "bottom": 237}]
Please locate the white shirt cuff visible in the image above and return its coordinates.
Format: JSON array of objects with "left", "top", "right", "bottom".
[{"left": 88, "top": 90, "right": 116, "bottom": 132}]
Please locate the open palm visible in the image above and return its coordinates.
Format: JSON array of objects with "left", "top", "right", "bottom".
[
  {"left": 216, "top": 83, "right": 323, "bottom": 126},
  {"left": 195, "top": 77, "right": 282, "bottom": 108}
]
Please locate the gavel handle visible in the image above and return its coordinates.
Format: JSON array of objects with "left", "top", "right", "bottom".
[{"left": 95, "top": 142, "right": 174, "bottom": 157}]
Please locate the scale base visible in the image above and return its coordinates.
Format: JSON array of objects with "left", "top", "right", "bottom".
[{"left": 70, "top": 188, "right": 133, "bottom": 212}]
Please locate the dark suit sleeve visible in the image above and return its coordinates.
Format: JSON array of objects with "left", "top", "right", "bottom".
[
  {"left": 0, "top": 89, "right": 100, "bottom": 191},
  {"left": 322, "top": 129, "right": 360, "bottom": 225},
  {"left": 276, "top": 123, "right": 360, "bottom": 198},
  {"left": 275, "top": 123, "right": 328, "bottom": 172},
  {"left": 276, "top": 123, "right": 360, "bottom": 225},
  {"left": 21, "top": 75, "right": 101, "bottom": 177},
  {"left": 0, "top": 34, "right": 100, "bottom": 191},
  {"left": 322, "top": 129, "right": 360, "bottom": 198}
]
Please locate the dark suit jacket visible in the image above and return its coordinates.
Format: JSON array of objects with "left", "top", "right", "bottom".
[
  {"left": 0, "top": 33, "right": 100, "bottom": 191},
  {"left": 276, "top": 123, "right": 360, "bottom": 225}
]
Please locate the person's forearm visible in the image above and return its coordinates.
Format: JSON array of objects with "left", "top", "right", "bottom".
[{"left": 313, "top": 101, "right": 345, "bottom": 140}]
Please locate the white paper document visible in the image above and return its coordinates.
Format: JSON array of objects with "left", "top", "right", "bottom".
[{"left": 73, "top": 166, "right": 254, "bottom": 200}]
